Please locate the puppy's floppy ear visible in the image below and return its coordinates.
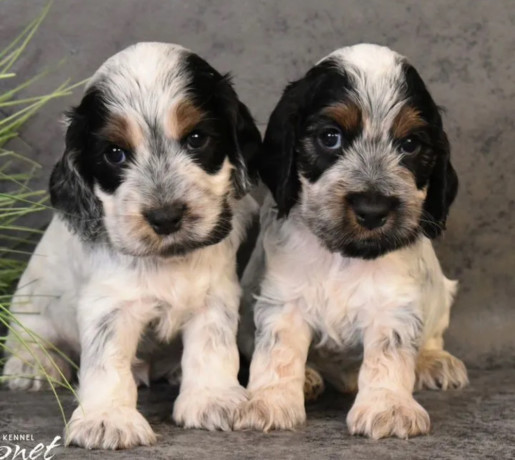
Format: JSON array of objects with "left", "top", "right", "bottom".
[
  {"left": 217, "top": 76, "right": 262, "bottom": 198},
  {"left": 258, "top": 80, "right": 306, "bottom": 216},
  {"left": 49, "top": 89, "right": 105, "bottom": 240},
  {"left": 421, "top": 129, "right": 458, "bottom": 238},
  {"left": 258, "top": 60, "right": 340, "bottom": 216},
  {"left": 403, "top": 63, "right": 458, "bottom": 238},
  {"left": 229, "top": 100, "right": 262, "bottom": 198}
]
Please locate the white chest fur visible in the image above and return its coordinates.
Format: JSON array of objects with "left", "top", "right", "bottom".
[
  {"left": 255, "top": 197, "right": 456, "bottom": 355},
  {"left": 12, "top": 194, "right": 256, "bottom": 357}
]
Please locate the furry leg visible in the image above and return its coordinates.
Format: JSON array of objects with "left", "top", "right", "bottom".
[
  {"left": 65, "top": 292, "right": 156, "bottom": 449},
  {"left": 234, "top": 302, "right": 311, "bottom": 431},
  {"left": 347, "top": 309, "right": 430, "bottom": 439},
  {"left": 173, "top": 291, "right": 246, "bottom": 431}
]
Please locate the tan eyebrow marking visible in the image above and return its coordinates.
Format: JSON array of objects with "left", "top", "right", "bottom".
[
  {"left": 100, "top": 114, "right": 143, "bottom": 150},
  {"left": 323, "top": 102, "right": 362, "bottom": 132},
  {"left": 392, "top": 105, "right": 427, "bottom": 138},
  {"left": 167, "top": 99, "right": 205, "bottom": 140}
]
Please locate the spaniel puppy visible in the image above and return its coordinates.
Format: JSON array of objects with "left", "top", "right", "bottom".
[
  {"left": 236, "top": 44, "right": 468, "bottom": 439},
  {"left": 3, "top": 42, "right": 261, "bottom": 449}
]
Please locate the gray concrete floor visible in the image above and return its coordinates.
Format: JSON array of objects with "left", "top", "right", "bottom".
[
  {"left": 1, "top": 369, "right": 514, "bottom": 460},
  {"left": 1, "top": 0, "right": 514, "bottom": 458}
]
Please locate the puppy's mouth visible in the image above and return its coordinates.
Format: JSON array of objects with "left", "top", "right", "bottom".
[
  {"left": 329, "top": 193, "right": 423, "bottom": 259},
  {"left": 149, "top": 213, "right": 232, "bottom": 257},
  {"left": 306, "top": 203, "right": 421, "bottom": 260},
  {"left": 113, "top": 228, "right": 216, "bottom": 258},
  {"left": 314, "top": 226, "right": 420, "bottom": 260},
  {"left": 334, "top": 231, "right": 420, "bottom": 259},
  {"left": 110, "top": 202, "right": 233, "bottom": 258}
]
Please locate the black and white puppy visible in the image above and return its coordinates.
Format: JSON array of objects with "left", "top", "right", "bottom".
[
  {"left": 236, "top": 44, "right": 468, "bottom": 439},
  {"left": 3, "top": 42, "right": 261, "bottom": 449}
]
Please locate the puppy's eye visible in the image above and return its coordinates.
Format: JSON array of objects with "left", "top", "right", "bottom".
[
  {"left": 104, "top": 146, "right": 127, "bottom": 165},
  {"left": 186, "top": 131, "right": 209, "bottom": 150},
  {"left": 318, "top": 128, "right": 342, "bottom": 150},
  {"left": 399, "top": 136, "right": 421, "bottom": 154}
]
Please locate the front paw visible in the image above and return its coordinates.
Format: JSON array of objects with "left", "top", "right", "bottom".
[
  {"left": 233, "top": 385, "right": 305, "bottom": 431},
  {"left": 65, "top": 406, "right": 156, "bottom": 449},
  {"left": 347, "top": 389, "right": 430, "bottom": 439},
  {"left": 173, "top": 385, "right": 248, "bottom": 431},
  {"left": 416, "top": 349, "right": 469, "bottom": 390}
]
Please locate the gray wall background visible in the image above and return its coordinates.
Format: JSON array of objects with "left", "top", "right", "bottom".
[{"left": 1, "top": 0, "right": 513, "bottom": 368}]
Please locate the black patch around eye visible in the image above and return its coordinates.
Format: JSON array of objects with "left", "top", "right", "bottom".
[
  {"left": 302, "top": 148, "right": 340, "bottom": 181},
  {"left": 397, "top": 134, "right": 436, "bottom": 189},
  {"left": 282, "top": 60, "right": 359, "bottom": 185},
  {"left": 299, "top": 128, "right": 340, "bottom": 182},
  {"left": 181, "top": 53, "right": 237, "bottom": 175},
  {"left": 298, "top": 114, "right": 360, "bottom": 183},
  {"left": 92, "top": 139, "right": 134, "bottom": 193},
  {"left": 180, "top": 120, "right": 228, "bottom": 174},
  {"left": 63, "top": 85, "right": 135, "bottom": 195}
]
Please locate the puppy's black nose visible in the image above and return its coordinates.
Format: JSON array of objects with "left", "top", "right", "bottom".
[
  {"left": 144, "top": 204, "right": 186, "bottom": 235},
  {"left": 347, "top": 192, "right": 398, "bottom": 230}
]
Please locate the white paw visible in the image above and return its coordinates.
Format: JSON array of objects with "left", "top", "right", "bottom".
[
  {"left": 416, "top": 349, "right": 469, "bottom": 390},
  {"left": 233, "top": 385, "right": 305, "bottom": 431},
  {"left": 2, "top": 350, "right": 72, "bottom": 391},
  {"left": 347, "top": 389, "right": 430, "bottom": 439},
  {"left": 173, "top": 385, "right": 248, "bottom": 431},
  {"left": 65, "top": 406, "right": 156, "bottom": 450}
]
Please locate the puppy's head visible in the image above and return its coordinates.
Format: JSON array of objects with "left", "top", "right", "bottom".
[
  {"left": 50, "top": 42, "right": 261, "bottom": 257},
  {"left": 260, "top": 44, "right": 458, "bottom": 259}
]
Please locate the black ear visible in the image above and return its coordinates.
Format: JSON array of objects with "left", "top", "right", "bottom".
[
  {"left": 421, "top": 131, "right": 458, "bottom": 238},
  {"left": 258, "top": 79, "right": 307, "bottom": 216},
  {"left": 213, "top": 75, "right": 262, "bottom": 198},
  {"left": 184, "top": 54, "right": 262, "bottom": 198},
  {"left": 49, "top": 89, "right": 105, "bottom": 240},
  {"left": 402, "top": 62, "right": 458, "bottom": 238},
  {"left": 229, "top": 99, "right": 262, "bottom": 198},
  {"left": 258, "top": 59, "right": 345, "bottom": 216}
]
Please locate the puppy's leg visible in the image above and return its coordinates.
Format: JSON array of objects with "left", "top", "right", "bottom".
[
  {"left": 234, "top": 302, "right": 311, "bottom": 431},
  {"left": 3, "top": 346, "right": 73, "bottom": 392},
  {"left": 173, "top": 291, "right": 246, "bottom": 431},
  {"left": 2, "top": 246, "right": 75, "bottom": 391},
  {"left": 65, "top": 293, "right": 156, "bottom": 450},
  {"left": 416, "top": 339, "right": 468, "bottom": 390},
  {"left": 347, "top": 309, "right": 430, "bottom": 439},
  {"left": 3, "top": 298, "right": 73, "bottom": 391},
  {"left": 416, "top": 276, "right": 467, "bottom": 391}
]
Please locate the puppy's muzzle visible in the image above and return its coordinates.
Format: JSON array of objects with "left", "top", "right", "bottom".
[
  {"left": 144, "top": 203, "right": 187, "bottom": 235},
  {"left": 347, "top": 192, "right": 399, "bottom": 230}
]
